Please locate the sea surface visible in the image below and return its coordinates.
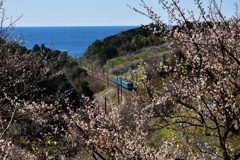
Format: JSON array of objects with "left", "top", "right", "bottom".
[{"left": 11, "top": 26, "right": 138, "bottom": 57}]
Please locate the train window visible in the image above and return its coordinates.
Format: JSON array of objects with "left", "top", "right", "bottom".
[{"left": 128, "top": 83, "right": 133, "bottom": 88}]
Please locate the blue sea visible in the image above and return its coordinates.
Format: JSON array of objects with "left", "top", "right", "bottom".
[{"left": 11, "top": 26, "right": 138, "bottom": 57}]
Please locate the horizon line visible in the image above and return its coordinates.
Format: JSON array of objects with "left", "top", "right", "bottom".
[{"left": 14, "top": 25, "right": 141, "bottom": 27}]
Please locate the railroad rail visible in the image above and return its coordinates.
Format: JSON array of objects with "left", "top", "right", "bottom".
[{"left": 86, "top": 70, "right": 132, "bottom": 107}]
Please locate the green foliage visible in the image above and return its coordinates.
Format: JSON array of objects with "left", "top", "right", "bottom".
[
  {"left": 84, "top": 25, "right": 164, "bottom": 64},
  {"left": 77, "top": 80, "right": 94, "bottom": 99},
  {"left": 8, "top": 44, "right": 28, "bottom": 55},
  {"left": 14, "top": 135, "right": 56, "bottom": 147},
  {"left": 59, "top": 81, "right": 72, "bottom": 93},
  {"left": 131, "top": 34, "right": 148, "bottom": 49},
  {"left": 32, "top": 44, "right": 40, "bottom": 52},
  {"left": 104, "top": 47, "right": 170, "bottom": 71},
  {"left": 41, "top": 44, "right": 45, "bottom": 50},
  {"left": 32, "top": 44, "right": 70, "bottom": 70},
  {"left": 147, "top": 34, "right": 159, "bottom": 45},
  {"left": 15, "top": 136, "right": 31, "bottom": 145},
  {"left": 64, "top": 61, "right": 78, "bottom": 69},
  {"left": 89, "top": 81, "right": 106, "bottom": 93},
  {"left": 69, "top": 68, "right": 87, "bottom": 80}
]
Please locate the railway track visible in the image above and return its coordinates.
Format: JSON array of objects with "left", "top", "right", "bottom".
[{"left": 86, "top": 70, "right": 132, "bottom": 107}]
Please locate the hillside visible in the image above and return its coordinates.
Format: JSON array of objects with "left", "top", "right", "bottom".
[{"left": 83, "top": 25, "right": 166, "bottom": 67}]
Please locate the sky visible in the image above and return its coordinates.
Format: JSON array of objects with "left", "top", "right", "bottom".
[{"left": 3, "top": 0, "right": 238, "bottom": 27}]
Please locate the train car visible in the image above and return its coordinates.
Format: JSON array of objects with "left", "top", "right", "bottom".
[{"left": 114, "top": 77, "right": 133, "bottom": 90}]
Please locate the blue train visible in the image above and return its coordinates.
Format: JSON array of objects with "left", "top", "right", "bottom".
[{"left": 114, "top": 77, "right": 133, "bottom": 90}]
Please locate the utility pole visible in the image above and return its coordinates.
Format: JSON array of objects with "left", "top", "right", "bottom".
[
  {"left": 105, "top": 97, "right": 107, "bottom": 114},
  {"left": 107, "top": 70, "right": 109, "bottom": 87},
  {"left": 121, "top": 79, "right": 123, "bottom": 101},
  {"left": 117, "top": 77, "right": 120, "bottom": 104}
]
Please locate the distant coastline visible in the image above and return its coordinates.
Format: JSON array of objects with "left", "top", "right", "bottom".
[{"left": 11, "top": 26, "right": 139, "bottom": 57}]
